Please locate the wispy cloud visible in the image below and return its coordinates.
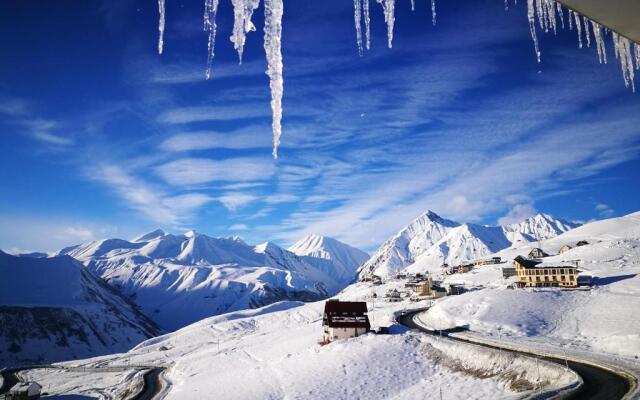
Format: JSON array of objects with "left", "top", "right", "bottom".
[
  {"left": 89, "top": 164, "right": 213, "bottom": 225},
  {"left": 155, "top": 157, "right": 276, "bottom": 186}
]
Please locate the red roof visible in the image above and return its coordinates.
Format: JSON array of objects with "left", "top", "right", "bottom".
[
  {"left": 323, "top": 300, "right": 370, "bottom": 329},
  {"left": 323, "top": 300, "right": 368, "bottom": 314}
]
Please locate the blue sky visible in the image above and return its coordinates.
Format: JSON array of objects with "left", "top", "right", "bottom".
[{"left": 0, "top": 0, "right": 639, "bottom": 252}]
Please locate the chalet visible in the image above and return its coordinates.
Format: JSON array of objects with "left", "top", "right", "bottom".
[
  {"left": 322, "top": 300, "right": 370, "bottom": 342},
  {"left": 576, "top": 240, "right": 589, "bottom": 247},
  {"left": 384, "top": 289, "right": 403, "bottom": 302},
  {"left": 371, "top": 275, "right": 383, "bottom": 285},
  {"left": 395, "top": 272, "right": 407, "bottom": 279},
  {"left": 7, "top": 382, "right": 42, "bottom": 400},
  {"left": 528, "top": 248, "right": 549, "bottom": 258},
  {"left": 472, "top": 257, "right": 502, "bottom": 266},
  {"left": 559, "top": 245, "right": 572, "bottom": 254},
  {"left": 514, "top": 256, "right": 577, "bottom": 288}
]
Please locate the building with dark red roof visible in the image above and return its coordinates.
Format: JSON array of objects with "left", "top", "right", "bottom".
[{"left": 322, "top": 299, "right": 370, "bottom": 342}]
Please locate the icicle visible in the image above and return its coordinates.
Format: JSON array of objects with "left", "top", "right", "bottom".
[
  {"left": 431, "top": 0, "right": 436, "bottom": 26},
  {"left": 204, "top": 0, "right": 220, "bottom": 80},
  {"left": 158, "top": 0, "right": 165, "bottom": 54},
  {"left": 410, "top": 0, "right": 415, "bottom": 11},
  {"left": 504, "top": 0, "right": 509, "bottom": 11},
  {"left": 230, "top": 0, "right": 261, "bottom": 64},
  {"left": 567, "top": 9, "right": 573, "bottom": 30},
  {"left": 582, "top": 16, "right": 591, "bottom": 48},
  {"left": 574, "top": 12, "right": 582, "bottom": 48},
  {"left": 263, "top": 0, "right": 284, "bottom": 158},
  {"left": 612, "top": 33, "right": 635, "bottom": 91},
  {"left": 592, "top": 21, "right": 607, "bottom": 64},
  {"left": 354, "top": 0, "right": 364, "bottom": 56},
  {"left": 635, "top": 43, "right": 640, "bottom": 70},
  {"left": 364, "top": 0, "right": 371, "bottom": 50},
  {"left": 556, "top": 2, "right": 564, "bottom": 30},
  {"left": 527, "top": 0, "right": 541, "bottom": 63},
  {"left": 377, "top": 0, "right": 395, "bottom": 48}
]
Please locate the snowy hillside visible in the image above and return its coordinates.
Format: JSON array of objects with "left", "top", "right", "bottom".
[
  {"left": 420, "top": 211, "right": 640, "bottom": 362},
  {"left": 288, "top": 234, "right": 369, "bottom": 284},
  {"left": 360, "top": 211, "right": 579, "bottom": 278},
  {"left": 24, "top": 297, "right": 577, "bottom": 400},
  {"left": 60, "top": 230, "right": 351, "bottom": 331},
  {"left": 0, "top": 251, "right": 159, "bottom": 367}
]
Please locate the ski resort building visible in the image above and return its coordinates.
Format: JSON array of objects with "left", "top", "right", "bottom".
[
  {"left": 514, "top": 256, "right": 578, "bottom": 288},
  {"left": 528, "top": 248, "right": 549, "bottom": 258},
  {"left": 322, "top": 300, "right": 370, "bottom": 342}
]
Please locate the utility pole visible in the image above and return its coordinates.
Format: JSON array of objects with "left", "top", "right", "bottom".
[{"left": 536, "top": 356, "right": 541, "bottom": 394}]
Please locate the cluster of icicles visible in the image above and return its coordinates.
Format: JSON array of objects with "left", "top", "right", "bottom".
[
  {"left": 156, "top": 0, "right": 639, "bottom": 159},
  {"left": 526, "top": 0, "right": 639, "bottom": 91},
  {"left": 158, "top": 0, "right": 283, "bottom": 158}
]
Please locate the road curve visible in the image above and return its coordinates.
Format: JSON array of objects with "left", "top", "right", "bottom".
[
  {"left": 397, "top": 309, "right": 632, "bottom": 400},
  {"left": 132, "top": 367, "right": 166, "bottom": 400}
]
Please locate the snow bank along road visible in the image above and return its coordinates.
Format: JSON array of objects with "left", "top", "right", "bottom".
[
  {"left": 397, "top": 309, "right": 633, "bottom": 400},
  {"left": 0, "top": 364, "right": 167, "bottom": 400}
]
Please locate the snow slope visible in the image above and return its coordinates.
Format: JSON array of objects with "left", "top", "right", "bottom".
[
  {"left": 360, "top": 211, "right": 579, "bottom": 279},
  {"left": 25, "top": 297, "right": 577, "bottom": 400},
  {"left": 288, "top": 234, "right": 369, "bottom": 284},
  {"left": 0, "top": 251, "right": 159, "bottom": 367},
  {"left": 419, "top": 211, "right": 640, "bottom": 361},
  {"left": 61, "top": 230, "right": 351, "bottom": 331}
]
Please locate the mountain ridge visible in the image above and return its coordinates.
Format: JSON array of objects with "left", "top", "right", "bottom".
[{"left": 359, "top": 211, "right": 581, "bottom": 279}]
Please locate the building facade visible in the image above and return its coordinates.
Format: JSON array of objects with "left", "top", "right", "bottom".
[
  {"left": 514, "top": 256, "right": 577, "bottom": 288},
  {"left": 322, "top": 300, "right": 371, "bottom": 342}
]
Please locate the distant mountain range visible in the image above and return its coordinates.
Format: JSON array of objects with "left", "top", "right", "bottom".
[
  {"left": 56, "top": 230, "right": 365, "bottom": 331},
  {"left": 358, "top": 211, "right": 580, "bottom": 279},
  {"left": 0, "top": 250, "right": 159, "bottom": 366}
]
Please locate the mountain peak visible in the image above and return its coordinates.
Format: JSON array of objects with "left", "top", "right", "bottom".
[{"left": 132, "top": 229, "right": 166, "bottom": 242}]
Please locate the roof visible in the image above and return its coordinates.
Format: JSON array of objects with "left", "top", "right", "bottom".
[
  {"left": 556, "top": 0, "right": 640, "bottom": 43},
  {"left": 514, "top": 256, "right": 543, "bottom": 268},
  {"left": 323, "top": 300, "right": 370, "bottom": 329},
  {"left": 323, "top": 300, "right": 368, "bottom": 314}
]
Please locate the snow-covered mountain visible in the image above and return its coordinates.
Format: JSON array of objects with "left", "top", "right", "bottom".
[
  {"left": 503, "top": 213, "right": 581, "bottom": 242},
  {"left": 60, "top": 230, "right": 355, "bottom": 331},
  {"left": 288, "top": 234, "right": 369, "bottom": 284},
  {"left": 359, "top": 211, "right": 580, "bottom": 278},
  {"left": 0, "top": 250, "right": 159, "bottom": 366}
]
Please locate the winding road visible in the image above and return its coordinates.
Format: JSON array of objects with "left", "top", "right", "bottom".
[
  {"left": 0, "top": 365, "right": 167, "bottom": 400},
  {"left": 397, "top": 309, "right": 633, "bottom": 400}
]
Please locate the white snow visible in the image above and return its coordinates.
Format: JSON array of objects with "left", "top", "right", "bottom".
[
  {"left": 24, "top": 294, "right": 577, "bottom": 399},
  {"left": 418, "top": 212, "right": 640, "bottom": 362},
  {"left": 59, "top": 230, "right": 363, "bottom": 331},
  {"left": 288, "top": 234, "right": 369, "bottom": 284},
  {"left": 359, "top": 211, "right": 578, "bottom": 279}
]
